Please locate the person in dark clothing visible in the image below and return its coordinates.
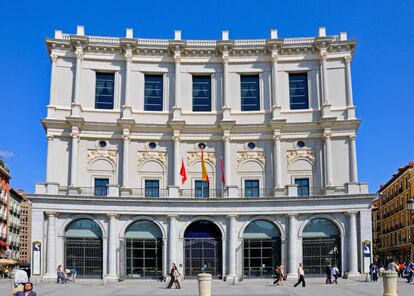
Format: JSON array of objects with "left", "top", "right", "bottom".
[
  {"left": 325, "top": 264, "right": 332, "bottom": 284},
  {"left": 273, "top": 265, "right": 281, "bottom": 285},
  {"left": 13, "top": 282, "right": 37, "bottom": 296},
  {"left": 167, "top": 263, "right": 181, "bottom": 289},
  {"left": 294, "top": 263, "right": 306, "bottom": 287}
]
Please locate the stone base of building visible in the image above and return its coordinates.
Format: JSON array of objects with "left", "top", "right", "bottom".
[
  {"left": 103, "top": 275, "right": 119, "bottom": 284},
  {"left": 225, "top": 274, "right": 238, "bottom": 285},
  {"left": 42, "top": 274, "right": 59, "bottom": 283}
]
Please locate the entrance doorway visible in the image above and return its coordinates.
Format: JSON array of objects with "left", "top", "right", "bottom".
[
  {"left": 64, "top": 218, "right": 103, "bottom": 279},
  {"left": 184, "top": 220, "right": 222, "bottom": 278}
]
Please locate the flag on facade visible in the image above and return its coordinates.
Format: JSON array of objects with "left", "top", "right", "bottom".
[
  {"left": 180, "top": 158, "right": 187, "bottom": 185},
  {"left": 201, "top": 150, "right": 209, "bottom": 183},
  {"left": 220, "top": 157, "right": 225, "bottom": 185}
]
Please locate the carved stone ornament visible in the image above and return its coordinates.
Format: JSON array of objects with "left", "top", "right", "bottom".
[
  {"left": 138, "top": 151, "right": 167, "bottom": 167},
  {"left": 87, "top": 149, "right": 117, "bottom": 164},
  {"left": 187, "top": 151, "right": 216, "bottom": 167},
  {"left": 125, "top": 51, "right": 133, "bottom": 63},
  {"left": 287, "top": 149, "right": 315, "bottom": 164},
  {"left": 75, "top": 47, "right": 84, "bottom": 60},
  {"left": 237, "top": 151, "right": 265, "bottom": 167}
]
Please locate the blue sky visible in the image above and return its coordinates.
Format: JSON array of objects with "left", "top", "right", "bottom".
[{"left": 0, "top": 0, "right": 413, "bottom": 193}]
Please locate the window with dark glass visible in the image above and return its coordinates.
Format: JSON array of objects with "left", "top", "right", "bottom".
[
  {"left": 94, "top": 178, "right": 109, "bottom": 196},
  {"left": 145, "top": 180, "right": 159, "bottom": 198},
  {"left": 95, "top": 73, "right": 114, "bottom": 109},
  {"left": 289, "top": 73, "right": 309, "bottom": 110},
  {"left": 295, "top": 178, "right": 310, "bottom": 196},
  {"left": 192, "top": 76, "right": 211, "bottom": 112},
  {"left": 244, "top": 179, "right": 259, "bottom": 198},
  {"left": 144, "top": 75, "right": 163, "bottom": 111},
  {"left": 241, "top": 75, "right": 260, "bottom": 111},
  {"left": 195, "top": 180, "right": 209, "bottom": 198}
]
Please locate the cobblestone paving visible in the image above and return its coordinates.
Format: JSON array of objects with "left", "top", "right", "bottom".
[{"left": 0, "top": 277, "right": 412, "bottom": 296}]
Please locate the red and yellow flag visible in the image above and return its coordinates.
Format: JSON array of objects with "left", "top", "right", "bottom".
[{"left": 201, "top": 150, "right": 209, "bottom": 183}]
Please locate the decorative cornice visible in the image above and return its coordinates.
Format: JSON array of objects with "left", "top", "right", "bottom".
[
  {"left": 138, "top": 151, "right": 167, "bottom": 167},
  {"left": 87, "top": 149, "right": 117, "bottom": 165},
  {"left": 237, "top": 151, "right": 265, "bottom": 167},
  {"left": 344, "top": 54, "right": 352, "bottom": 63}
]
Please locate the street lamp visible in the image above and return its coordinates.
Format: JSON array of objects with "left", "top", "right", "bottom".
[{"left": 408, "top": 200, "right": 414, "bottom": 260}]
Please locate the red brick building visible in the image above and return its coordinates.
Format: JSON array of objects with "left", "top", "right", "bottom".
[{"left": 0, "top": 163, "right": 11, "bottom": 254}]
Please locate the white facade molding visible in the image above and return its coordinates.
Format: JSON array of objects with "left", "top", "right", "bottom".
[
  {"left": 138, "top": 151, "right": 167, "bottom": 168},
  {"left": 87, "top": 149, "right": 117, "bottom": 165},
  {"left": 237, "top": 151, "right": 265, "bottom": 168}
]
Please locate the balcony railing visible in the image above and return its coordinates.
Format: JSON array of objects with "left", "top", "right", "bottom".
[{"left": 34, "top": 182, "right": 370, "bottom": 199}]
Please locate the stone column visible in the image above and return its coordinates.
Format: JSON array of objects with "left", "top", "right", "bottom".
[
  {"left": 224, "top": 133, "right": 231, "bottom": 186},
  {"left": 273, "top": 131, "right": 282, "bottom": 189},
  {"left": 70, "top": 127, "right": 80, "bottom": 187},
  {"left": 45, "top": 212, "right": 57, "bottom": 277},
  {"left": 174, "top": 53, "right": 181, "bottom": 109},
  {"left": 173, "top": 134, "right": 180, "bottom": 187},
  {"left": 122, "top": 129, "right": 130, "bottom": 188},
  {"left": 348, "top": 212, "right": 359, "bottom": 275},
  {"left": 73, "top": 47, "right": 83, "bottom": 105},
  {"left": 320, "top": 49, "right": 329, "bottom": 105},
  {"left": 46, "top": 135, "right": 53, "bottom": 183},
  {"left": 162, "top": 238, "right": 168, "bottom": 278},
  {"left": 349, "top": 135, "right": 358, "bottom": 183},
  {"left": 49, "top": 53, "right": 58, "bottom": 106},
  {"left": 270, "top": 50, "right": 282, "bottom": 118},
  {"left": 324, "top": 131, "right": 333, "bottom": 187},
  {"left": 107, "top": 213, "right": 118, "bottom": 280},
  {"left": 287, "top": 214, "right": 297, "bottom": 277},
  {"left": 344, "top": 55, "right": 354, "bottom": 107},
  {"left": 168, "top": 215, "right": 178, "bottom": 268},
  {"left": 124, "top": 50, "right": 132, "bottom": 108},
  {"left": 222, "top": 54, "right": 229, "bottom": 107},
  {"left": 226, "top": 215, "right": 238, "bottom": 284}
]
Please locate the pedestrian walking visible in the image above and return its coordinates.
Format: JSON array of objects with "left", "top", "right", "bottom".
[
  {"left": 167, "top": 263, "right": 181, "bottom": 289},
  {"left": 273, "top": 265, "right": 280, "bottom": 285},
  {"left": 293, "top": 263, "right": 306, "bottom": 287},
  {"left": 70, "top": 266, "right": 78, "bottom": 283},
  {"left": 13, "top": 268, "right": 29, "bottom": 293},
  {"left": 13, "top": 282, "right": 37, "bottom": 296},
  {"left": 371, "top": 263, "right": 378, "bottom": 282},
  {"left": 279, "top": 265, "right": 285, "bottom": 286},
  {"left": 56, "top": 265, "right": 67, "bottom": 284},
  {"left": 325, "top": 264, "right": 332, "bottom": 284},
  {"left": 331, "top": 264, "right": 340, "bottom": 284},
  {"left": 406, "top": 261, "right": 414, "bottom": 283},
  {"left": 387, "top": 259, "right": 399, "bottom": 272}
]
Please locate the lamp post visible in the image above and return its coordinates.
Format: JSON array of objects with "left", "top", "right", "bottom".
[{"left": 408, "top": 199, "right": 414, "bottom": 260}]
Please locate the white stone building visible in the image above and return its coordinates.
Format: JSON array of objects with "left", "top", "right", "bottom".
[{"left": 31, "top": 25, "right": 373, "bottom": 283}]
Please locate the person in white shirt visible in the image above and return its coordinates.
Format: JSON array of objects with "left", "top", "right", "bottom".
[
  {"left": 294, "top": 263, "right": 306, "bottom": 287},
  {"left": 331, "top": 264, "right": 340, "bottom": 284}
]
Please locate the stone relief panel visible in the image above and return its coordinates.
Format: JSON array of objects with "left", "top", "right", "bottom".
[
  {"left": 187, "top": 151, "right": 216, "bottom": 167},
  {"left": 237, "top": 151, "right": 265, "bottom": 167},
  {"left": 287, "top": 149, "right": 315, "bottom": 164},
  {"left": 87, "top": 149, "right": 117, "bottom": 165},
  {"left": 138, "top": 151, "right": 167, "bottom": 167}
]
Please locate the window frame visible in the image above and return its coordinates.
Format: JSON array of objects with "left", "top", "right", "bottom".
[
  {"left": 94, "top": 178, "right": 109, "bottom": 196},
  {"left": 244, "top": 179, "right": 260, "bottom": 198},
  {"left": 194, "top": 180, "right": 209, "bottom": 198},
  {"left": 240, "top": 74, "right": 260, "bottom": 111},
  {"left": 144, "top": 179, "right": 160, "bottom": 198},
  {"left": 294, "top": 178, "right": 310, "bottom": 197},
  {"left": 144, "top": 74, "right": 164, "bottom": 111},
  {"left": 288, "top": 72, "right": 309, "bottom": 110},
  {"left": 95, "top": 72, "right": 115, "bottom": 110},
  {"left": 192, "top": 75, "right": 212, "bottom": 112}
]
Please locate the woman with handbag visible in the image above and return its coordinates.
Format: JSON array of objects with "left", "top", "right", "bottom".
[{"left": 167, "top": 262, "right": 181, "bottom": 289}]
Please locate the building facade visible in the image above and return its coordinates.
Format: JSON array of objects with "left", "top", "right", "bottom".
[
  {"left": 19, "top": 196, "right": 32, "bottom": 263},
  {"left": 8, "top": 189, "right": 22, "bottom": 260},
  {"left": 31, "top": 26, "right": 373, "bottom": 283},
  {"left": 377, "top": 162, "right": 414, "bottom": 263},
  {"left": 371, "top": 199, "right": 380, "bottom": 261},
  {"left": 0, "top": 164, "right": 11, "bottom": 254}
]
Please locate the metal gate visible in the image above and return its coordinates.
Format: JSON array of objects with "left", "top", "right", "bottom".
[
  {"left": 243, "top": 239, "right": 281, "bottom": 278},
  {"left": 125, "top": 238, "right": 162, "bottom": 279},
  {"left": 65, "top": 237, "right": 103, "bottom": 279},
  {"left": 184, "top": 238, "right": 222, "bottom": 278},
  {"left": 302, "top": 237, "right": 340, "bottom": 275}
]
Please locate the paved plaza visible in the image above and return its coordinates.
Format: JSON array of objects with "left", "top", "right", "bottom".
[{"left": 0, "top": 277, "right": 412, "bottom": 296}]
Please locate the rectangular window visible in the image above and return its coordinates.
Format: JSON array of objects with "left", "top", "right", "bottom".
[
  {"left": 195, "top": 180, "right": 209, "bottom": 198},
  {"left": 94, "top": 178, "right": 109, "bottom": 196},
  {"left": 289, "top": 73, "right": 309, "bottom": 110},
  {"left": 192, "top": 76, "right": 211, "bottom": 112},
  {"left": 95, "top": 73, "right": 115, "bottom": 109},
  {"left": 144, "top": 75, "right": 163, "bottom": 111},
  {"left": 295, "top": 178, "right": 310, "bottom": 196},
  {"left": 240, "top": 75, "right": 260, "bottom": 111},
  {"left": 145, "top": 180, "right": 159, "bottom": 198},
  {"left": 244, "top": 179, "right": 259, "bottom": 198}
]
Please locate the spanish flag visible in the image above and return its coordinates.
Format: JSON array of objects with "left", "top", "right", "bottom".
[{"left": 201, "top": 150, "right": 209, "bottom": 183}]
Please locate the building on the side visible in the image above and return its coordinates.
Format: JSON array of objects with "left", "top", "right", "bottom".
[
  {"left": 371, "top": 198, "right": 380, "bottom": 261},
  {"left": 377, "top": 162, "right": 414, "bottom": 263},
  {"left": 0, "top": 163, "right": 11, "bottom": 255},
  {"left": 31, "top": 25, "right": 374, "bottom": 283},
  {"left": 8, "top": 189, "right": 22, "bottom": 260},
  {"left": 19, "top": 194, "right": 32, "bottom": 263}
]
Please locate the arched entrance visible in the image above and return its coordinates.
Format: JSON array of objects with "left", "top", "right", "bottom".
[
  {"left": 302, "top": 218, "right": 341, "bottom": 275},
  {"left": 64, "top": 218, "right": 103, "bottom": 279},
  {"left": 184, "top": 220, "right": 222, "bottom": 278},
  {"left": 243, "top": 220, "right": 281, "bottom": 278},
  {"left": 124, "top": 220, "right": 163, "bottom": 279}
]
